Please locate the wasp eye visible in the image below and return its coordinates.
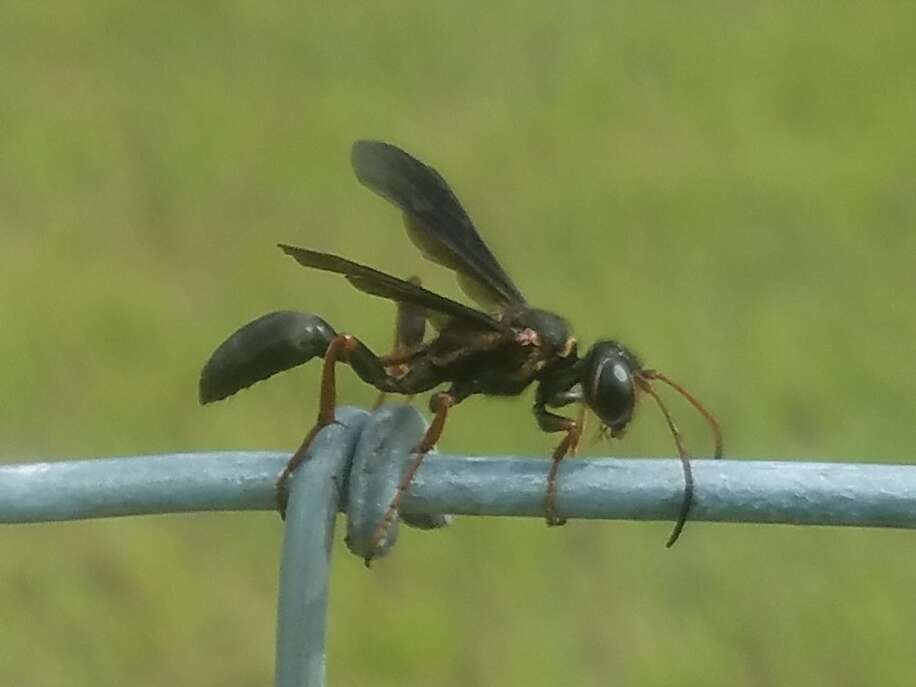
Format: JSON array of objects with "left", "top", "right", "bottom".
[{"left": 582, "top": 341, "right": 637, "bottom": 431}]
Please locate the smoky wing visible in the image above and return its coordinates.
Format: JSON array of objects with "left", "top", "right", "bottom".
[
  {"left": 351, "top": 140, "right": 527, "bottom": 310},
  {"left": 278, "top": 244, "right": 506, "bottom": 333}
]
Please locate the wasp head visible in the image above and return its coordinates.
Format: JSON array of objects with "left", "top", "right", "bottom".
[{"left": 580, "top": 340, "right": 642, "bottom": 436}]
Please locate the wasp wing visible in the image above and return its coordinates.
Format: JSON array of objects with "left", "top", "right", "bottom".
[
  {"left": 351, "top": 140, "right": 527, "bottom": 310},
  {"left": 278, "top": 244, "right": 507, "bottom": 333}
]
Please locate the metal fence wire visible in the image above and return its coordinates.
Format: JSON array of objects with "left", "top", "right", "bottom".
[{"left": 3, "top": 404, "right": 916, "bottom": 687}]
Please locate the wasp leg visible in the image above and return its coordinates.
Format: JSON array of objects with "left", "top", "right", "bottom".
[
  {"left": 373, "top": 276, "right": 428, "bottom": 409},
  {"left": 277, "top": 333, "right": 359, "bottom": 513},
  {"left": 277, "top": 331, "right": 448, "bottom": 516},
  {"left": 535, "top": 404, "right": 583, "bottom": 527},
  {"left": 364, "top": 384, "right": 472, "bottom": 566},
  {"left": 268, "top": 330, "right": 434, "bottom": 513}
]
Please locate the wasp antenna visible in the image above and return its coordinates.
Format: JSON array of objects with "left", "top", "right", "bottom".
[
  {"left": 643, "top": 370, "right": 723, "bottom": 460},
  {"left": 638, "top": 381, "right": 694, "bottom": 548}
]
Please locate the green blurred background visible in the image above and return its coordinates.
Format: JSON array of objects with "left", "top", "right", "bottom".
[{"left": 2, "top": 3, "right": 915, "bottom": 686}]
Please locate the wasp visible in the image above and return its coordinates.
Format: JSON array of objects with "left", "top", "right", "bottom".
[{"left": 200, "top": 141, "right": 722, "bottom": 559}]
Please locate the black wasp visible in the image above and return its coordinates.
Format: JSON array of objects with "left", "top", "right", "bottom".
[{"left": 199, "top": 140, "right": 722, "bottom": 559}]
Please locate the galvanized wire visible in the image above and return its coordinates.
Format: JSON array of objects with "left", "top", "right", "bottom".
[
  {"left": 3, "top": 404, "right": 916, "bottom": 687},
  {"left": 3, "top": 432, "right": 915, "bottom": 531},
  {"left": 275, "top": 407, "right": 368, "bottom": 687}
]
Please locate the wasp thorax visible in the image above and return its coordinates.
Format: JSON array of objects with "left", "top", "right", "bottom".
[
  {"left": 582, "top": 340, "right": 641, "bottom": 431},
  {"left": 502, "top": 306, "right": 570, "bottom": 354}
]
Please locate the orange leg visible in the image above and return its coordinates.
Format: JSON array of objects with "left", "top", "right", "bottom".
[
  {"left": 545, "top": 419, "right": 582, "bottom": 527},
  {"left": 364, "top": 391, "right": 454, "bottom": 566},
  {"left": 276, "top": 334, "right": 357, "bottom": 515}
]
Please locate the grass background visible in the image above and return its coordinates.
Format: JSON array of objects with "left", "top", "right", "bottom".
[{"left": 2, "top": 3, "right": 915, "bottom": 686}]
